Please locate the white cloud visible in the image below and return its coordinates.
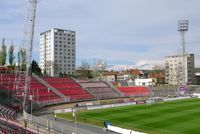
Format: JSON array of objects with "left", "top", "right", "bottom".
[
  {"left": 107, "top": 64, "right": 135, "bottom": 71},
  {"left": 107, "top": 59, "right": 164, "bottom": 71},
  {"left": 1, "top": 0, "right": 200, "bottom": 67}
]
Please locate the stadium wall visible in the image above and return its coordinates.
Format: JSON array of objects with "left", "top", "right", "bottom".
[
  {"left": 54, "top": 102, "right": 137, "bottom": 114},
  {"left": 163, "top": 96, "right": 191, "bottom": 102}
]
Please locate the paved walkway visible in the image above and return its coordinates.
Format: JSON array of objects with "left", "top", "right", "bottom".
[{"left": 41, "top": 115, "right": 115, "bottom": 134}]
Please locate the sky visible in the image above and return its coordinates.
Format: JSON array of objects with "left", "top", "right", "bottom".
[{"left": 0, "top": 0, "right": 200, "bottom": 70}]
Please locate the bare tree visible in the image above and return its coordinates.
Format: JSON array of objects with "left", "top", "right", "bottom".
[
  {"left": 152, "top": 64, "right": 164, "bottom": 70},
  {"left": 89, "top": 59, "right": 107, "bottom": 79},
  {"left": 78, "top": 61, "right": 90, "bottom": 70},
  {"left": 94, "top": 59, "right": 107, "bottom": 71}
]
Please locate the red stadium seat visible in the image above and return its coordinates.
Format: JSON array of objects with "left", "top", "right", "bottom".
[{"left": 118, "top": 86, "right": 149, "bottom": 97}]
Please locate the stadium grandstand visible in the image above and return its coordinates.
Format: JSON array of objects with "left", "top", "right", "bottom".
[
  {"left": 117, "top": 86, "right": 149, "bottom": 97},
  {"left": 0, "top": 103, "right": 36, "bottom": 134},
  {"left": 1, "top": 68, "right": 200, "bottom": 133},
  {"left": 78, "top": 80, "right": 122, "bottom": 99},
  {"left": 0, "top": 73, "right": 95, "bottom": 109},
  {"left": 42, "top": 77, "right": 94, "bottom": 101},
  {"left": 1, "top": 70, "right": 199, "bottom": 110},
  {"left": 0, "top": 118, "right": 36, "bottom": 134}
]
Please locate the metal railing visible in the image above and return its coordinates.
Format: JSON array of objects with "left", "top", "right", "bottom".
[{"left": 23, "top": 111, "right": 102, "bottom": 134}]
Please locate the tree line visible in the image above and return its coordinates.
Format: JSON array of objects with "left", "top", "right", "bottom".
[
  {"left": 0, "top": 38, "right": 27, "bottom": 67},
  {"left": 0, "top": 38, "right": 42, "bottom": 75},
  {"left": 0, "top": 38, "right": 14, "bottom": 66}
]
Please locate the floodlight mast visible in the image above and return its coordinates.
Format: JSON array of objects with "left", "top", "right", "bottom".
[
  {"left": 178, "top": 20, "right": 188, "bottom": 85},
  {"left": 24, "top": 0, "right": 37, "bottom": 113}
]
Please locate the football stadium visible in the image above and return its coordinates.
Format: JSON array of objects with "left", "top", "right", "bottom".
[
  {"left": 1, "top": 0, "right": 200, "bottom": 134},
  {"left": 0, "top": 70, "right": 200, "bottom": 134}
]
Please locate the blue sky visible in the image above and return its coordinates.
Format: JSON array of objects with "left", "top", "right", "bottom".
[{"left": 0, "top": 0, "right": 200, "bottom": 69}]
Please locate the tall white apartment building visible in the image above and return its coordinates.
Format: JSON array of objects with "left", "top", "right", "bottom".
[
  {"left": 40, "top": 28, "right": 76, "bottom": 76},
  {"left": 165, "top": 54, "right": 195, "bottom": 85}
]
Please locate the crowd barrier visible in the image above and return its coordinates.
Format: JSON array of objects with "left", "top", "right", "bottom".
[{"left": 54, "top": 96, "right": 193, "bottom": 114}]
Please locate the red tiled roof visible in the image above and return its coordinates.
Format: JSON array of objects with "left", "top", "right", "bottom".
[{"left": 129, "top": 69, "right": 143, "bottom": 75}]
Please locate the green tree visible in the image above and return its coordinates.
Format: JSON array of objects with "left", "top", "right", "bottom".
[
  {"left": 31, "top": 60, "right": 42, "bottom": 76},
  {"left": 0, "top": 38, "right": 7, "bottom": 65},
  {"left": 21, "top": 48, "right": 26, "bottom": 70},
  {"left": 8, "top": 41, "right": 15, "bottom": 66},
  {"left": 17, "top": 48, "right": 26, "bottom": 71}
]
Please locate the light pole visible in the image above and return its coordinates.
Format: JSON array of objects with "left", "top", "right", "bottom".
[
  {"left": 29, "top": 95, "right": 33, "bottom": 118},
  {"left": 72, "top": 107, "right": 77, "bottom": 134},
  {"left": 178, "top": 20, "right": 188, "bottom": 85},
  {"left": 149, "top": 87, "right": 152, "bottom": 106}
]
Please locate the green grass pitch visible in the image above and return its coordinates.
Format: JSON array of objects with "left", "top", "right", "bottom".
[{"left": 57, "top": 98, "right": 200, "bottom": 134}]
